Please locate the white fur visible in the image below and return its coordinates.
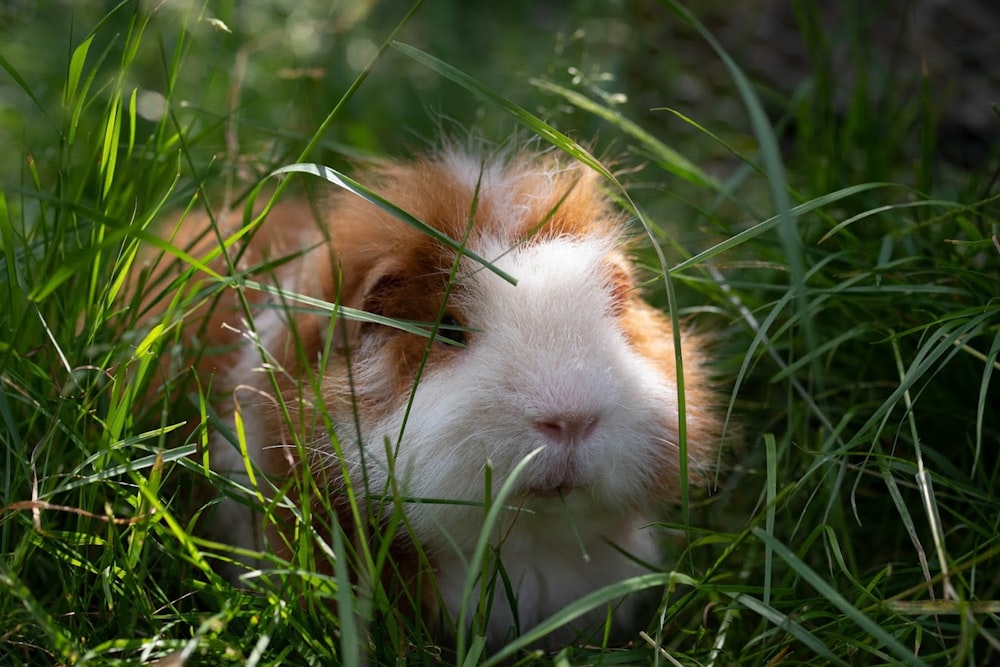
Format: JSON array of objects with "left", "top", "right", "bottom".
[
  {"left": 433, "top": 511, "right": 657, "bottom": 645},
  {"left": 340, "top": 234, "right": 681, "bottom": 643},
  {"left": 435, "top": 149, "right": 572, "bottom": 239}
]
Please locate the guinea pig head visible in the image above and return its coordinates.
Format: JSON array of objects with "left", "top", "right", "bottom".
[{"left": 283, "top": 150, "right": 720, "bottom": 552}]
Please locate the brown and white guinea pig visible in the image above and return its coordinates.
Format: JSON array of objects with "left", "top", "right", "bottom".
[{"left": 138, "top": 143, "right": 722, "bottom": 646}]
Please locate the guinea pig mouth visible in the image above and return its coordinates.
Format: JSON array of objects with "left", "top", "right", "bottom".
[{"left": 519, "top": 459, "right": 580, "bottom": 499}]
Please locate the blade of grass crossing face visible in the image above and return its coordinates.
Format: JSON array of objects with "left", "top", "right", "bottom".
[
  {"left": 456, "top": 448, "right": 544, "bottom": 660},
  {"left": 752, "top": 528, "right": 929, "bottom": 666},
  {"left": 269, "top": 162, "right": 516, "bottom": 285},
  {"left": 241, "top": 278, "right": 471, "bottom": 342}
]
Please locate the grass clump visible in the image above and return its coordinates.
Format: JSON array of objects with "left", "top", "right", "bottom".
[{"left": 2, "top": 1, "right": 998, "bottom": 665}]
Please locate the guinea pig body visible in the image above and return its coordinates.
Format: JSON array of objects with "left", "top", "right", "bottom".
[{"left": 147, "top": 145, "right": 721, "bottom": 646}]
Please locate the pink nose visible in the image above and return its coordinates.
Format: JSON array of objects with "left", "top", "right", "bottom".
[{"left": 534, "top": 414, "right": 599, "bottom": 446}]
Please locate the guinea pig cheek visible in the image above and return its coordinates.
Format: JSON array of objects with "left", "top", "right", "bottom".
[
  {"left": 617, "top": 310, "right": 692, "bottom": 506},
  {"left": 350, "top": 324, "right": 466, "bottom": 421}
]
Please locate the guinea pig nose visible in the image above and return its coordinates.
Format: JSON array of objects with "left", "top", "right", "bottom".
[{"left": 534, "top": 414, "right": 599, "bottom": 446}]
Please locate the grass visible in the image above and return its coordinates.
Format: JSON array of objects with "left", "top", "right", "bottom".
[{"left": 2, "top": 0, "right": 999, "bottom": 665}]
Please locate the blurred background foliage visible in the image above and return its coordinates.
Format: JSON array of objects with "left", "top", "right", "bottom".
[{"left": 2, "top": 0, "right": 997, "bottom": 248}]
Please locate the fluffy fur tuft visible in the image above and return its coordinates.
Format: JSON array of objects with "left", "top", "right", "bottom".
[{"left": 134, "top": 145, "right": 722, "bottom": 646}]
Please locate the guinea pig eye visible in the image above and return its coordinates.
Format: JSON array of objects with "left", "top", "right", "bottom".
[{"left": 435, "top": 313, "right": 467, "bottom": 347}]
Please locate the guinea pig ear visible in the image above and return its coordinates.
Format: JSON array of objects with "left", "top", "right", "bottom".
[{"left": 326, "top": 256, "right": 400, "bottom": 351}]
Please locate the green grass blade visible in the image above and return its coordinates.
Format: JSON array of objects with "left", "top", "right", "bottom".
[
  {"left": 241, "top": 278, "right": 466, "bottom": 340},
  {"left": 671, "top": 183, "right": 893, "bottom": 273},
  {"left": 100, "top": 91, "right": 123, "bottom": 198},
  {"left": 63, "top": 34, "right": 94, "bottom": 112},
  {"left": 29, "top": 220, "right": 219, "bottom": 302},
  {"left": 728, "top": 592, "right": 848, "bottom": 665},
  {"left": 855, "top": 313, "right": 995, "bottom": 447},
  {"left": 753, "top": 528, "right": 929, "bottom": 666},
  {"left": 819, "top": 199, "right": 961, "bottom": 244},
  {"left": 763, "top": 433, "right": 776, "bottom": 607},
  {"left": 456, "top": 447, "right": 544, "bottom": 659},
  {"left": 531, "top": 77, "right": 719, "bottom": 189},
  {"left": 269, "top": 162, "right": 516, "bottom": 285},
  {"left": 483, "top": 572, "right": 696, "bottom": 666},
  {"left": 0, "top": 563, "right": 81, "bottom": 662},
  {"left": 973, "top": 327, "right": 1000, "bottom": 472}
]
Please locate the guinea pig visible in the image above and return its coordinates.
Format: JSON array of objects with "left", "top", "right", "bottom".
[{"left": 136, "top": 143, "right": 722, "bottom": 648}]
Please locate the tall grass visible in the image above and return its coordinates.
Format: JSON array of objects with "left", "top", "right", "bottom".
[{"left": 1, "top": 1, "right": 998, "bottom": 665}]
